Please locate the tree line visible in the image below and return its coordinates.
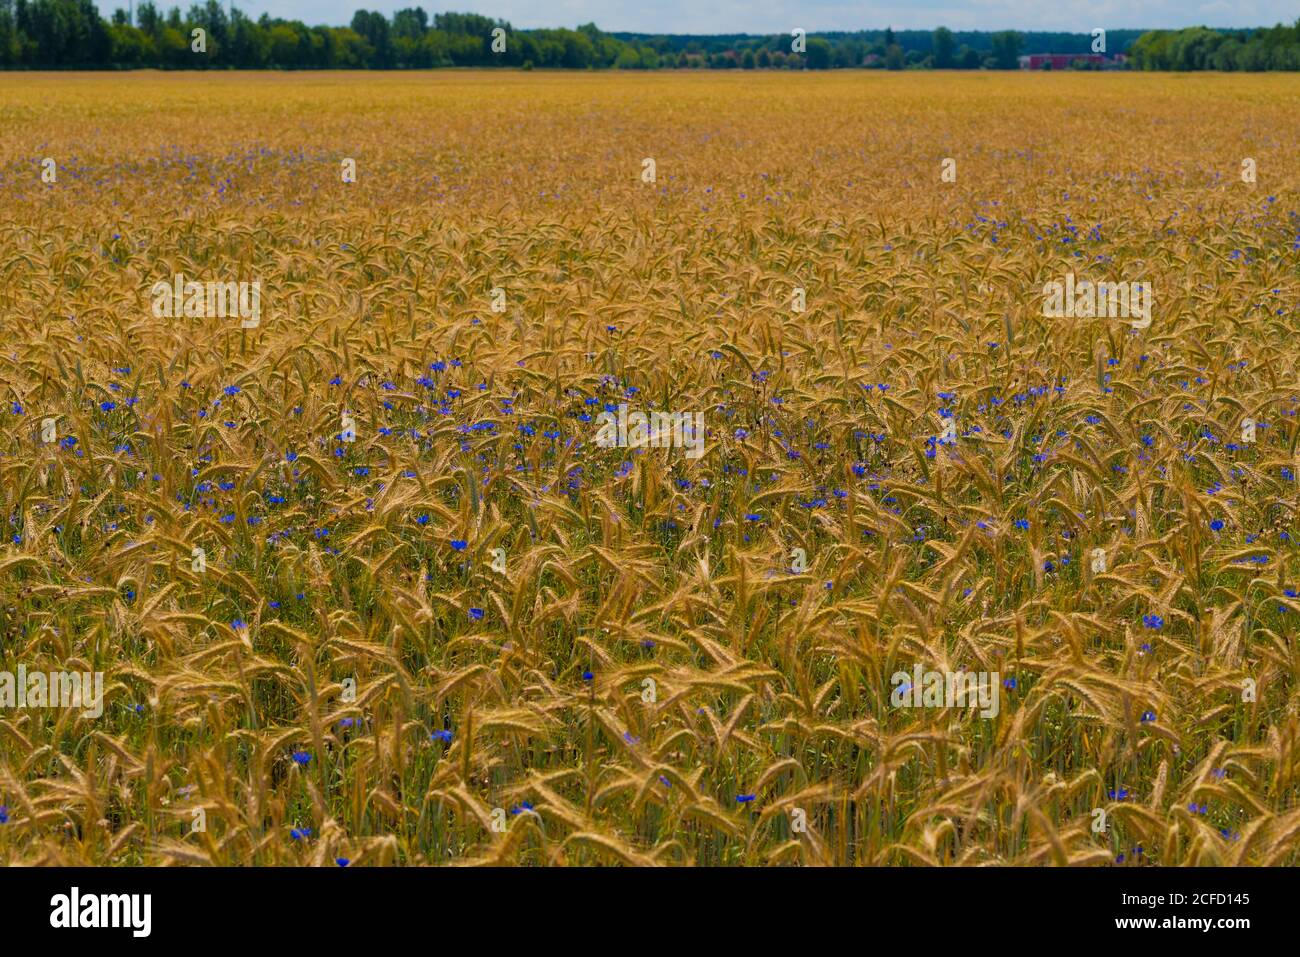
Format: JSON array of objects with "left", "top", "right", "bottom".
[
  {"left": 1129, "top": 22, "right": 1300, "bottom": 70},
  {"left": 0, "top": 3, "right": 1297, "bottom": 72}
]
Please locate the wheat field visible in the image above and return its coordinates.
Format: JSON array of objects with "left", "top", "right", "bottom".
[{"left": 1, "top": 70, "right": 1299, "bottom": 866}]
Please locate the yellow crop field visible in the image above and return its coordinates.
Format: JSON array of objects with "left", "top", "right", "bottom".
[{"left": 2, "top": 70, "right": 1300, "bottom": 867}]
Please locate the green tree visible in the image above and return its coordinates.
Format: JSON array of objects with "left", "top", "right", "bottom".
[
  {"left": 390, "top": 7, "right": 425, "bottom": 39},
  {"left": 156, "top": 24, "right": 188, "bottom": 66},
  {"left": 267, "top": 22, "right": 301, "bottom": 66},
  {"left": 805, "top": 36, "right": 831, "bottom": 68},
  {"left": 562, "top": 30, "right": 595, "bottom": 68},
  {"left": 350, "top": 9, "right": 390, "bottom": 67},
  {"left": 108, "top": 21, "right": 151, "bottom": 64},
  {"left": 230, "top": 9, "right": 269, "bottom": 66},
  {"left": 191, "top": 0, "right": 227, "bottom": 58},
  {"left": 327, "top": 25, "right": 368, "bottom": 67},
  {"left": 990, "top": 30, "right": 1022, "bottom": 69},
  {"left": 932, "top": 26, "right": 955, "bottom": 68},
  {"left": 136, "top": 1, "right": 159, "bottom": 35}
]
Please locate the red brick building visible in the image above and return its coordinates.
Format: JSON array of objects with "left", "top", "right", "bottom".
[{"left": 1018, "top": 53, "right": 1127, "bottom": 69}]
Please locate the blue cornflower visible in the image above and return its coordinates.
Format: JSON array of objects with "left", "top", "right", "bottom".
[
  {"left": 291, "top": 750, "right": 311, "bottom": 766},
  {"left": 468, "top": 607, "right": 484, "bottom": 621},
  {"left": 450, "top": 540, "right": 467, "bottom": 551},
  {"left": 431, "top": 729, "right": 453, "bottom": 743}
]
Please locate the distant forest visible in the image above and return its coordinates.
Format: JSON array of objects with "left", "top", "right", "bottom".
[{"left": 1, "top": 2, "right": 1299, "bottom": 71}]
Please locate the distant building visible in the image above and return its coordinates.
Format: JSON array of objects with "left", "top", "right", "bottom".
[{"left": 1017, "top": 53, "right": 1127, "bottom": 70}]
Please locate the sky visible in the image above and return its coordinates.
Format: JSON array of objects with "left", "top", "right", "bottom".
[{"left": 98, "top": 0, "right": 1298, "bottom": 33}]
